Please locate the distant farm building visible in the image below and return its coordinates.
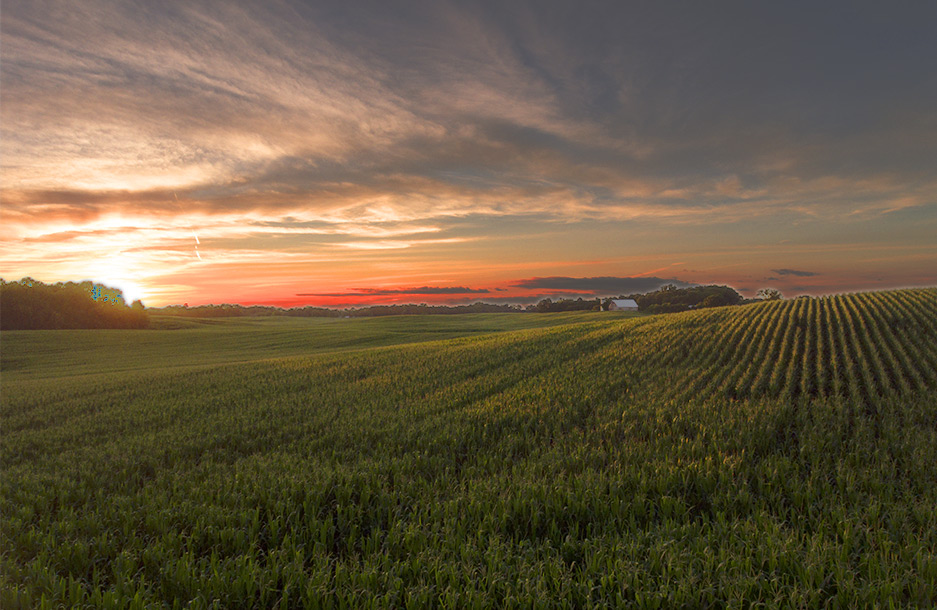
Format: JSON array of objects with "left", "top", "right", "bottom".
[{"left": 608, "top": 299, "right": 639, "bottom": 311}]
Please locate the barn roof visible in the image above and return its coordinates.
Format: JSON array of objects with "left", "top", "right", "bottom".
[{"left": 611, "top": 299, "right": 638, "bottom": 307}]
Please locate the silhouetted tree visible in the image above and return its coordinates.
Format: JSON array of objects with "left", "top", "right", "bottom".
[
  {"left": 634, "top": 285, "right": 743, "bottom": 313},
  {"left": 0, "top": 278, "right": 149, "bottom": 330},
  {"left": 148, "top": 301, "right": 523, "bottom": 318}
]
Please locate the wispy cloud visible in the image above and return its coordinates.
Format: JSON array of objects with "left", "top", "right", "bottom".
[
  {"left": 298, "top": 286, "right": 490, "bottom": 297},
  {"left": 771, "top": 268, "right": 819, "bottom": 277}
]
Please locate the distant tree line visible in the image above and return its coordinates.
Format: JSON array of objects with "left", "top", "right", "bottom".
[
  {"left": 0, "top": 277, "right": 778, "bottom": 329},
  {"left": 528, "top": 297, "right": 601, "bottom": 313},
  {"left": 347, "top": 303, "right": 523, "bottom": 316},
  {"left": 604, "top": 284, "right": 745, "bottom": 314},
  {"left": 151, "top": 286, "right": 753, "bottom": 319},
  {"left": 151, "top": 302, "right": 523, "bottom": 318},
  {"left": 1, "top": 278, "right": 148, "bottom": 330}
]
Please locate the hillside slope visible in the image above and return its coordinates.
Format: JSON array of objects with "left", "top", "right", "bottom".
[
  {"left": 0, "top": 311, "right": 623, "bottom": 381},
  {"left": 630, "top": 287, "right": 937, "bottom": 402},
  {"left": 2, "top": 288, "right": 936, "bottom": 607}
]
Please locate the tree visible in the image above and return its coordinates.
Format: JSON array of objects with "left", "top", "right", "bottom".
[
  {"left": 756, "top": 288, "right": 783, "bottom": 301},
  {"left": 0, "top": 278, "right": 149, "bottom": 329},
  {"left": 701, "top": 294, "right": 727, "bottom": 308}
]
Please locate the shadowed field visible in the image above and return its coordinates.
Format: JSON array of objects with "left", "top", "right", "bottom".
[
  {"left": 2, "top": 290, "right": 935, "bottom": 607},
  {"left": 1, "top": 311, "right": 624, "bottom": 381}
]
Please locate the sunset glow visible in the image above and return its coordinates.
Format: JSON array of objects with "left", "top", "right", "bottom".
[{"left": 2, "top": 2, "right": 935, "bottom": 307}]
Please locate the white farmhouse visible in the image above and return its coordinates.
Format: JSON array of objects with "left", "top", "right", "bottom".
[{"left": 608, "top": 299, "right": 639, "bottom": 312}]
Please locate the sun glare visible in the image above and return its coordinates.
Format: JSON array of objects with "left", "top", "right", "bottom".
[
  {"left": 91, "top": 275, "right": 146, "bottom": 304},
  {"left": 118, "top": 281, "right": 146, "bottom": 304}
]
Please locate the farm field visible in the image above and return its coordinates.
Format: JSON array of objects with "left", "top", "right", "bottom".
[
  {"left": 2, "top": 289, "right": 936, "bottom": 607},
  {"left": 1, "top": 311, "right": 620, "bottom": 382}
]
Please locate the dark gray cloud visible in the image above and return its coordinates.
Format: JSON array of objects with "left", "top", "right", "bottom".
[
  {"left": 298, "top": 286, "right": 490, "bottom": 297},
  {"left": 511, "top": 276, "right": 695, "bottom": 295},
  {"left": 4, "top": 0, "right": 935, "bottom": 217},
  {"left": 771, "top": 269, "right": 820, "bottom": 277}
]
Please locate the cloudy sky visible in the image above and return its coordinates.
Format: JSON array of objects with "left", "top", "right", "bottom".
[{"left": 2, "top": 1, "right": 935, "bottom": 306}]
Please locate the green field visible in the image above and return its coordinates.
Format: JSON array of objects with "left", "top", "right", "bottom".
[
  {"left": 1, "top": 312, "right": 615, "bottom": 382},
  {"left": 2, "top": 290, "right": 936, "bottom": 607}
]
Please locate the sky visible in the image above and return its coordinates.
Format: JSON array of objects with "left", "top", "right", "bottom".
[{"left": 2, "top": 1, "right": 936, "bottom": 307}]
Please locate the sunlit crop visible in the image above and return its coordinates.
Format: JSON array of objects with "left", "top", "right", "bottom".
[{"left": 2, "top": 289, "right": 935, "bottom": 607}]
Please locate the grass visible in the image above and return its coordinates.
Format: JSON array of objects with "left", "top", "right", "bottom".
[
  {"left": 0, "top": 312, "right": 629, "bottom": 381},
  {"left": 2, "top": 290, "right": 936, "bottom": 607}
]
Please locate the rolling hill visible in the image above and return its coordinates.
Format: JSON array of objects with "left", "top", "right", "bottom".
[{"left": 2, "top": 288, "right": 935, "bottom": 607}]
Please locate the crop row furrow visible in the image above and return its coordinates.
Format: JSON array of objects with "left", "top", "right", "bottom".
[
  {"left": 909, "top": 288, "right": 937, "bottom": 320},
  {"left": 799, "top": 297, "right": 820, "bottom": 399},
  {"left": 778, "top": 297, "right": 807, "bottom": 400},
  {"left": 834, "top": 296, "right": 879, "bottom": 412},
  {"left": 670, "top": 304, "right": 767, "bottom": 402},
  {"left": 732, "top": 300, "right": 787, "bottom": 399},
  {"left": 753, "top": 300, "right": 795, "bottom": 398},
  {"left": 844, "top": 295, "right": 893, "bottom": 397},
  {"left": 816, "top": 297, "right": 835, "bottom": 396},
  {"left": 703, "top": 304, "right": 782, "bottom": 399},
  {"left": 713, "top": 300, "right": 781, "bottom": 400},
  {"left": 850, "top": 293, "right": 918, "bottom": 395},
  {"left": 879, "top": 291, "right": 937, "bottom": 385},
  {"left": 827, "top": 296, "right": 860, "bottom": 407}
]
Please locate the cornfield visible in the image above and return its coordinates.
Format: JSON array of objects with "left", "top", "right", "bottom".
[{"left": 2, "top": 288, "right": 935, "bottom": 607}]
